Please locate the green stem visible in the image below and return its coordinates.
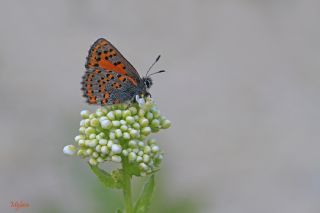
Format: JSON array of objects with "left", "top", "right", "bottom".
[{"left": 122, "top": 160, "right": 133, "bottom": 213}]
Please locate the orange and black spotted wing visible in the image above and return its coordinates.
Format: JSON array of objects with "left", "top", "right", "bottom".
[
  {"left": 85, "top": 38, "right": 141, "bottom": 85},
  {"left": 81, "top": 67, "right": 138, "bottom": 105}
]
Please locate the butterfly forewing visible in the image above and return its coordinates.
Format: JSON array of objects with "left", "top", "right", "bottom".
[{"left": 85, "top": 38, "right": 141, "bottom": 84}]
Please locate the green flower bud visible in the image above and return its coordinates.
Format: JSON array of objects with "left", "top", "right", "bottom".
[
  {"left": 139, "top": 163, "right": 148, "bottom": 171},
  {"left": 138, "top": 109, "right": 145, "bottom": 117},
  {"left": 80, "top": 110, "right": 90, "bottom": 119},
  {"left": 129, "top": 129, "right": 139, "bottom": 138},
  {"left": 97, "top": 157, "right": 104, "bottom": 163},
  {"left": 79, "top": 127, "right": 86, "bottom": 134},
  {"left": 139, "top": 118, "right": 149, "bottom": 127},
  {"left": 77, "top": 149, "right": 85, "bottom": 157},
  {"left": 141, "top": 127, "right": 151, "bottom": 136},
  {"left": 144, "top": 146, "right": 151, "bottom": 154},
  {"left": 129, "top": 140, "right": 137, "bottom": 148},
  {"left": 138, "top": 151, "right": 143, "bottom": 156},
  {"left": 128, "top": 152, "right": 137, "bottom": 162},
  {"left": 148, "top": 138, "right": 156, "bottom": 145},
  {"left": 151, "top": 119, "right": 160, "bottom": 128},
  {"left": 85, "top": 127, "right": 95, "bottom": 135},
  {"left": 161, "top": 119, "right": 171, "bottom": 129},
  {"left": 123, "top": 132, "right": 130, "bottom": 140},
  {"left": 112, "top": 120, "right": 121, "bottom": 127},
  {"left": 83, "top": 119, "right": 90, "bottom": 127},
  {"left": 126, "top": 116, "right": 135, "bottom": 124},
  {"left": 90, "top": 118, "right": 99, "bottom": 127},
  {"left": 86, "top": 148, "right": 93, "bottom": 156},
  {"left": 122, "top": 110, "right": 131, "bottom": 118},
  {"left": 107, "top": 140, "right": 113, "bottom": 148},
  {"left": 92, "top": 152, "right": 99, "bottom": 158},
  {"left": 129, "top": 106, "right": 137, "bottom": 115},
  {"left": 120, "top": 125, "right": 128, "bottom": 131},
  {"left": 120, "top": 120, "right": 126, "bottom": 125},
  {"left": 136, "top": 156, "right": 143, "bottom": 162},
  {"left": 138, "top": 141, "right": 144, "bottom": 147},
  {"left": 114, "top": 110, "right": 122, "bottom": 119},
  {"left": 146, "top": 112, "right": 154, "bottom": 120},
  {"left": 89, "top": 113, "right": 96, "bottom": 119},
  {"left": 74, "top": 135, "right": 84, "bottom": 142},
  {"left": 132, "top": 122, "right": 140, "bottom": 130},
  {"left": 89, "top": 158, "right": 97, "bottom": 165},
  {"left": 122, "top": 149, "right": 129, "bottom": 156},
  {"left": 115, "top": 129, "right": 122, "bottom": 138},
  {"left": 143, "top": 154, "right": 150, "bottom": 163}
]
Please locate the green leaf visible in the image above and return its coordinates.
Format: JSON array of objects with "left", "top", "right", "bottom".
[
  {"left": 116, "top": 209, "right": 123, "bottom": 213},
  {"left": 89, "top": 164, "right": 123, "bottom": 189},
  {"left": 134, "top": 175, "right": 155, "bottom": 213}
]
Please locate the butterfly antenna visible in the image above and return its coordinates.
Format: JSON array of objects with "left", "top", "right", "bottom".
[
  {"left": 148, "top": 70, "right": 166, "bottom": 76},
  {"left": 146, "top": 55, "right": 161, "bottom": 77}
]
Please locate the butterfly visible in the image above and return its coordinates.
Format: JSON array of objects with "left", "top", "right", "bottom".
[{"left": 81, "top": 38, "right": 164, "bottom": 105}]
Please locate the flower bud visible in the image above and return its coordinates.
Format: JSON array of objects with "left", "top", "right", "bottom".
[
  {"left": 99, "top": 139, "right": 108, "bottom": 145},
  {"left": 107, "top": 111, "right": 115, "bottom": 120},
  {"left": 80, "top": 110, "right": 90, "bottom": 119},
  {"left": 63, "top": 145, "right": 76, "bottom": 156},
  {"left": 128, "top": 152, "right": 137, "bottom": 162},
  {"left": 112, "top": 155, "right": 122, "bottom": 163},
  {"left": 111, "top": 144, "right": 122, "bottom": 154},
  {"left": 90, "top": 118, "right": 99, "bottom": 127},
  {"left": 139, "top": 118, "right": 149, "bottom": 127},
  {"left": 141, "top": 127, "right": 151, "bottom": 136}
]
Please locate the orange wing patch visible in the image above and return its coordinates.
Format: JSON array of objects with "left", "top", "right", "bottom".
[{"left": 86, "top": 39, "right": 127, "bottom": 75}]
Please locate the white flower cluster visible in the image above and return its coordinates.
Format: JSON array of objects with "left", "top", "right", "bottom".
[{"left": 63, "top": 98, "right": 171, "bottom": 175}]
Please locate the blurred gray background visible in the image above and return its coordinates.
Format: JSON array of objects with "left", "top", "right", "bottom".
[{"left": 1, "top": 0, "right": 320, "bottom": 212}]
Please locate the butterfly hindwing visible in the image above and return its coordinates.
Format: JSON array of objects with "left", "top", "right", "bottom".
[
  {"left": 82, "top": 68, "right": 138, "bottom": 105},
  {"left": 85, "top": 38, "right": 141, "bottom": 85}
]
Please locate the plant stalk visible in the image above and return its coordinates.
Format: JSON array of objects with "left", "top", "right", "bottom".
[{"left": 122, "top": 160, "right": 133, "bottom": 213}]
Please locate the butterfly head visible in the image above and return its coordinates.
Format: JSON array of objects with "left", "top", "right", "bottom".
[{"left": 142, "top": 77, "right": 153, "bottom": 89}]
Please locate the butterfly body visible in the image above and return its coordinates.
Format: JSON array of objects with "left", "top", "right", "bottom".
[{"left": 81, "top": 38, "right": 152, "bottom": 105}]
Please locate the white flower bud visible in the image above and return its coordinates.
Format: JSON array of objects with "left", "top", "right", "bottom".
[
  {"left": 100, "top": 119, "right": 112, "bottom": 129},
  {"left": 115, "top": 129, "right": 123, "bottom": 138},
  {"left": 107, "top": 140, "right": 113, "bottom": 148},
  {"left": 78, "top": 139, "right": 85, "bottom": 146},
  {"left": 95, "top": 145, "right": 101, "bottom": 152},
  {"left": 151, "top": 119, "right": 160, "bottom": 128},
  {"left": 112, "top": 155, "right": 122, "bottom": 163},
  {"left": 120, "top": 125, "right": 128, "bottom": 131},
  {"left": 152, "top": 145, "right": 160, "bottom": 153},
  {"left": 63, "top": 145, "right": 76, "bottom": 156},
  {"left": 136, "top": 156, "right": 143, "bottom": 162},
  {"left": 97, "top": 157, "right": 104, "bottom": 163},
  {"left": 80, "top": 110, "right": 90, "bottom": 119},
  {"left": 139, "top": 162, "right": 149, "bottom": 171},
  {"left": 107, "top": 111, "right": 115, "bottom": 120},
  {"left": 138, "top": 141, "right": 145, "bottom": 147},
  {"left": 109, "top": 132, "right": 116, "bottom": 140},
  {"left": 138, "top": 151, "right": 143, "bottom": 156},
  {"left": 89, "top": 134, "right": 96, "bottom": 139},
  {"left": 92, "top": 152, "right": 99, "bottom": 158},
  {"left": 143, "top": 154, "right": 150, "bottom": 163},
  {"left": 123, "top": 132, "right": 130, "bottom": 140},
  {"left": 111, "top": 144, "right": 122, "bottom": 154},
  {"left": 101, "top": 146, "right": 108, "bottom": 154},
  {"left": 99, "top": 139, "right": 108, "bottom": 145}
]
